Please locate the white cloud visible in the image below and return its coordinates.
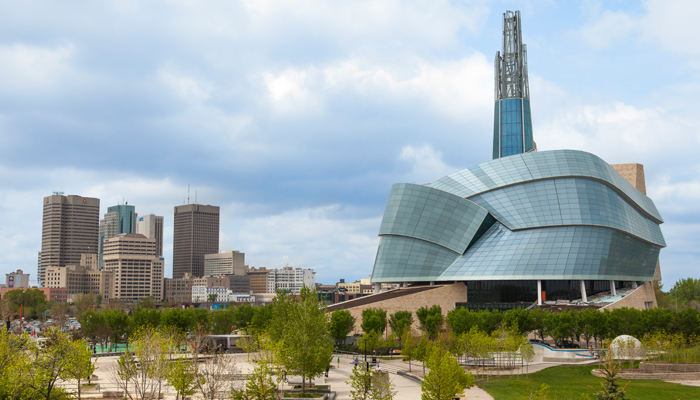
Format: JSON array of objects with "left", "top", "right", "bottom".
[
  {"left": 578, "top": 10, "right": 636, "bottom": 49},
  {"left": 0, "top": 43, "right": 77, "bottom": 93},
  {"left": 158, "top": 68, "right": 213, "bottom": 104},
  {"left": 399, "top": 144, "right": 456, "bottom": 184},
  {"left": 224, "top": 204, "right": 381, "bottom": 283}
]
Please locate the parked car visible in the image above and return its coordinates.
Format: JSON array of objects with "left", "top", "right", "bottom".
[{"left": 556, "top": 340, "right": 580, "bottom": 349}]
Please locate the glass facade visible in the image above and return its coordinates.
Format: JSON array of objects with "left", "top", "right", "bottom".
[
  {"left": 371, "top": 150, "right": 665, "bottom": 289},
  {"left": 497, "top": 99, "right": 534, "bottom": 157}
]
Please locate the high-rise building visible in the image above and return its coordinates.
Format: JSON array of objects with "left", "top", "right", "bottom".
[
  {"left": 98, "top": 204, "right": 137, "bottom": 270},
  {"left": 103, "top": 233, "right": 163, "bottom": 301},
  {"left": 493, "top": 10, "right": 534, "bottom": 159},
  {"left": 266, "top": 267, "right": 315, "bottom": 294},
  {"left": 40, "top": 194, "right": 100, "bottom": 287},
  {"left": 204, "top": 251, "right": 245, "bottom": 276},
  {"left": 173, "top": 204, "right": 220, "bottom": 279},
  {"left": 136, "top": 214, "right": 164, "bottom": 257}
]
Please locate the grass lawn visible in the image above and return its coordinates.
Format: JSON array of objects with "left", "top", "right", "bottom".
[{"left": 477, "top": 364, "right": 700, "bottom": 400}]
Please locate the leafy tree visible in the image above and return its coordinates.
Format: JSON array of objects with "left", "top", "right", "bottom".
[
  {"left": 361, "top": 308, "right": 387, "bottom": 335},
  {"left": 0, "top": 332, "right": 26, "bottom": 398},
  {"left": 421, "top": 341, "right": 474, "bottom": 400},
  {"left": 250, "top": 304, "right": 274, "bottom": 334},
  {"left": 503, "top": 307, "right": 534, "bottom": 335},
  {"left": 231, "top": 357, "right": 277, "bottom": 400},
  {"left": 401, "top": 330, "right": 417, "bottom": 372},
  {"left": 103, "top": 309, "right": 131, "bottom": 351},
  {"left": 64, "top": 338, "right": 97, "bottom": 400},
  {"left": 166, "top": 359, "right": 201, "bottom": 400},
  {"left": 132, "top": 308, "right": 161, "bottom": 331},
  {"left": 207, "top": 293, "right": 218, "bottom": 303},
  {"left": 653, "top": 281, "right": 670, "bottom": 308},
  {"left": 18, "top": 327, "right": 80, "bottom": 399},
  {"left": 4, "top": 288, "right": 48, "bottom": 319},
  {"left": 330, "top": 310, "right": 357, "bottom": 344},
  {"left": 274, "top": 287, "right": 334, "bottom": 393},
  {"left": 161, "top": 308, "right": 193, "bottom": 334},
  {"left": 347, "top": 362, "right": 397, "bottom": 400},
  {"left": 416, "top": 305, "right": 443, "bottom": 340},
  {"left": 446, "top": 307, "right": 477, "bottom": 336},
  {"left": 530, "top": 308, "right": 550, "bottom": 342},
  {"left": 670, "top": 278, "right": 700, "bottom": 307},
  {"left": 212, "top": 307, "right": 237, "bottom": 334},
  {"left": 388, "top": 311, "right": 413, "bottom": 345},
  {"left": 233, "top": 303, "right": 257, "bottom": 331},
  {"left": 358, "top": 330, "right": 383, "bottom": 357}
]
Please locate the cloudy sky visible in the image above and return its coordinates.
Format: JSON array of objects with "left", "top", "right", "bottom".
[{"left": 1, "top": 0, "right": 698, "bottom": 289}]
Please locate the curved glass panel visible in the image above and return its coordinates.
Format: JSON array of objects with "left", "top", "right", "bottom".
[
  {"left": 428, "top": 150, "right": 663, "bottom": 223},
  {"left": 378, "top": 183, "right": 489, "bottom": 254},
  {"left": 439, "top": 223, "right": 660, "bottom": 282},
  {"left": 469, "top": 178, "right": 665, "bottom": 246},
  {"left": 371, "top": 235, "right": 459, "bottom": 282}
]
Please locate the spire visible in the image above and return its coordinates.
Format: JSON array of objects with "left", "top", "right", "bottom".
[{"left": 493, "top": 10, "right": 534, "bottom": 159}]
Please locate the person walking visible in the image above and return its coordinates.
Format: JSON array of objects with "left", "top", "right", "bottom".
[
  {"left": 354, "top": 357, "right": 358, "bottom": 369},
  {"left": 337, "top": 356, "right": 340, "bottom": 368}
]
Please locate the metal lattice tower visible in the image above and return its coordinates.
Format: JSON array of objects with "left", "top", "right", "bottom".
[{"left": 493, "top": 10, "right": 534, "bottom": 159}]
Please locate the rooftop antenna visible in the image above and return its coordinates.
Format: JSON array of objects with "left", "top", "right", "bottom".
[
  {"left": 187, "top": 184, "right": 190, "bottom": 205},
  {"left": 195, "top": 190, "right": 197, "bottom": 204}
]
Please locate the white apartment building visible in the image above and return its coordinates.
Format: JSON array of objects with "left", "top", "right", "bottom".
[
  {"left": 266, "top": 267, "right": 315, "bottom": 293},
  {"left": 191, "top": 286, "right": 256, "bottom": 303},
  {"left": 136, "top": 214, "right": 164, "bottom": 257}
]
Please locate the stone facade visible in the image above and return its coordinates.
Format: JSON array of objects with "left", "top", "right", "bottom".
[
  {"left": 334, "top": 283, "right": 469, "bottom": 335},
  {"left": 611, "top": 163, "right": 646, "bottom": 195},
  {"left": 602, "top": 281, "right": 657, "bottom": 311}
]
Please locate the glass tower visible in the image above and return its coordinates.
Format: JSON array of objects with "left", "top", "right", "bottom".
[
  {"left": 98, "top": 204, "right": 136, "bottom": 270},
  {"left": 493, "top": 10, "right": 534, "bottom": 159}
]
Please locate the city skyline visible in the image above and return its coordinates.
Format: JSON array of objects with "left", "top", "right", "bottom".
[{"left": 1, "top": 1, "right": 699, "bottom": 287}]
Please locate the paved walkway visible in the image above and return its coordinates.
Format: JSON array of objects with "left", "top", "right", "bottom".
[{"left": 73, "top": 353, "right": 496, "bottom": 399}]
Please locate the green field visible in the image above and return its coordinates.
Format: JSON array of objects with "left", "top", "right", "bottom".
[{"left": 477, "top": 364, "right": 700, "bottom": 400}]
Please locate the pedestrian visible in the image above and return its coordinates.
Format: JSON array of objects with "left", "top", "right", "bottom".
[
  {"left": 337, "top": 356, "right": 340, "bottom": 368},
  {"left": 354, "top": 357, "right": 358, "bottom": 369},
  {"left": 325, "top": 365, "right": 329, "bottom": 377}
]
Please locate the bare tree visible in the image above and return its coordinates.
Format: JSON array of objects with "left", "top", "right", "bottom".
[
  {"left": 0, "top": 298, "right": 12, "bottom": 330},
  {"left": 193, "top": 351, "right": 240, "bottom": 400}
]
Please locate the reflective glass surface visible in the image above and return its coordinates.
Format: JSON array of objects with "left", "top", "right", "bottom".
[
  {"left": 428, "top": 150, "right": 663, "bottom": 223},
  {"left": 378, "top": 183, "right": 489, "bottom": 254},
  {"left": 469, "top": 178, "right": 665, "bottom": 246},
  {"left": 372, "top": 235, "right": 458, "bottom": 281},
  {"left": 500, "top": 99, "right": 524, "bottom": 157},
  {"left": 440, "top": 223, "right": 660, "bottom": 282}
]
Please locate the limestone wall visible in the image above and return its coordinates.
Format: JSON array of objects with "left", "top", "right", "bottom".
[
  {"left": 602, "top": 281, "right": 657, "bottom": 311},
  {"left": 343, "top": 283, "right": 469, "bottom": 335}
]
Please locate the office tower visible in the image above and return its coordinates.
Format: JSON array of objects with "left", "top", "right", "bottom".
[
  {"left": 98, "top": 204, "right": 137, "bottom": 270},
  {"left": 173, "top": 204, "right": 220, "bottom": 279},
  {"left": 103, "top": 233, "right": 163, "bottom": 301},
  {"left": 204, "top": 251, "right": 245, "bottom": 276},
  {"left": 136, "top": 214, "right": 164, "bottom": 257},
  {"left": 40, "top": 194, "right": 100, "bottom": 287},
  {"left": 493, "top": 10, "right": 534, "bottom": 159}
]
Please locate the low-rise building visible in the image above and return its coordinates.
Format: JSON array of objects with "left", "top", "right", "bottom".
[
  {"left": 204, "top": 251, "right": 245, "bottom": 276},
  {"left": 45, "top": 264, "right": 114, "bottom": 302},
  {"left": 247, "top": 267, "right": 270, "bottom": 294},
  {"left": 267, "top": 267, "right": 315, "bottom": 294},
  {"left": 163, "top": 274, "right": 193, "bottom": 303},
  {"left": 5, "top": 269, "right": 30, "bottom": 289}
]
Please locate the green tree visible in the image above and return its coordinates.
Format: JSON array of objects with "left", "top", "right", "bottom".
[
  {"left": 421, "top": 342, "right": 474, "bottom": 400},
  {"left": 18, "top": 327, "right": 79, "bottom": 400},
  {"left": 348, "top": 363, "right": 373, "bottom": 400},
  {"left": 74, "top": 292, "right": 100, "bottom": 316},
  {"left": 0, "top": 332, "right": 26, "bottom": 398},
  {"left": 330, "top": 310, "right": 357, "bottom": 344},
  {"left": 446, "top": 307, "right": 477, "bottom": 336},
  {"left": 401, "top": 330, "right": 417, "bottom": 372},
  {"left": 361, "top": 308, "right": 387, "bottom": 335},
  {"left": 670, "top": 278, "right": 700, "bottom": 307},
  {"left": 132, "top": 308, "right": 161, "bottom": 331},
  {"left": 161, "top": 308, "right": 193, "bottom": 334},
  {"left": 207, "top": 293, "right": 218, "bottom": 303},
  {"left": 358, "top": 330, "right": 383, "bottom": 356},
  {"left": 503, "top": 307, "right": 534, "bottom": 335},
  {"left": 530, "top": 308, "right": 550, "bottom": 342},
  {"left": 103, "top": 309, "right": 130, "bottom": 351},
  {"left": 250, "top": 304, "right": 274, "bottom": 334},
  {"left": 64, "top": 338, "right": 97, "bottom": 400},
  {"left": 212, "top": 307, "right": 237, "bottom": 334},
  {"left": 4, "top": 288, "right": 48, "bottom": 319},
  {"left": 416, "top": 305, "right": 443, "bottom": 340},
  {"left": 388, "top": 311, "right": 413, "bottom": 345},
  {"left": 653, "top": 281, "right": 670, "bottom": 308},
  {"left": 230, "top": 357, "right": 277, "bottom": 400},
  {"left": 274, "top": 287, "right": 334, "bottom": 393},
  {"left": 167, "top": 359, "right": 201, "bottom": 400}
]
